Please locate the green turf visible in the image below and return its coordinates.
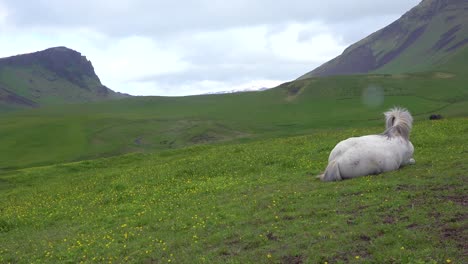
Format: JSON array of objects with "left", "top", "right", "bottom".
[
  {"left": 0, "top": 118, "right": 466, "bottom": 263},
  {"left": 1, "top": 70, "right": 467, "bottom": 170},
  {"left": 0, "top": 65, "right": 466, "bottom": 263}
]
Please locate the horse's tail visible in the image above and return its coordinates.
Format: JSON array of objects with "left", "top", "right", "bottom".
[
  {"left": 383, "top": 107, "right": 413, "bottom": 140},
  {"left": 320, "top": 160, "right": 342, "bottom": 181}
]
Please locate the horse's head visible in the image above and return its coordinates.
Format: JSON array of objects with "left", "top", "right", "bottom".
[{"left": 383, "top": 107, "right": 413, "bottom": 140}]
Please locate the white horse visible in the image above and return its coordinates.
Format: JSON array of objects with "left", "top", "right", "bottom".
[{"left": 320, "top": 107, "right": 415, "bottom": 181}]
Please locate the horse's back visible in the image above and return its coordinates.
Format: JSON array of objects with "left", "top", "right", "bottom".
[
  {"left": 328, "top": 137, "right": 360, "bottom": 162},
  {"left": 328, "top": 135, "right": 404, "bottom": 178}
]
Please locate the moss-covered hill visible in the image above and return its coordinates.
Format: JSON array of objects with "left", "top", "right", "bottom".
[
  {"left": 0, "top": 47, "right": 127, "bottom": 109},
  {"left": 299, "top": 0, "right": 468, "bottom": 78}
]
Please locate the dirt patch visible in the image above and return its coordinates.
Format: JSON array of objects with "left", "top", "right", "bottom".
[
  {"left": 243, "top": 240, "right": 261, "bottom": 250},
  {"left": 266, "top": 232, "right": 279, "bottom": 241},
  {"left": 190, "top": 134, "right": 218, "bottom": 144},
  {"left": 433, "top": 72, "right": 455, "bottom": 79},
  {"left": 329, "top": 248, "right": 371, "bottom": 263},
  {"left": 443, "top": 195, "right": 468, "bottom": 207},
  {"left": 285, "top": 83, "right": 305, "bottom": 102},
  {"left": 159, "top": 140, "right": 175, "bottom": 147},
  {"left": 359, "top": 235, "right": 371, "bottom": 241},
  {"left": 134, "top": 137, "right": 143, "bottom": 145},
  {"left": 220, "top": 250, "right": 233, "bottom": 256},
  {"left": 226, "top": 238, "right": 241, "bottom": 246},
  {"left": 287, "top": 85, "right": 302, "bottom": 96},
  {"left": 391, "top": 74, "right": 409, "bottom": 79},
  {"left": 347, "top": 218, "right": 357, "bottom": 225},
  {"left": 281, "top": 255, "right": 303, "bottom": 264},
  {"left": 143, "top": 258, "right": 159, "bottom": 264},
  {"left": 383, "top": 216, "right": 396, "bottom": 224},
  {"left": 440, "top": 225, "right": 468, "bottom": 255},
  {"left": 429, "top": 185, "right": 458, "bottom": 191},
  {"left": 376, "top": 230, "right": 385, "bottom": 237}
]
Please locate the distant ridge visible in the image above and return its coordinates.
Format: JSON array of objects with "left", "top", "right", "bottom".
[
  {"left": 0, "top": 47, "right": 129, "bottom": 109},
  {"left": 299, "top": 0, "right": 468, "bottom": 79},
  {"left": 204, "top": 87, "right": 270, "bottom": 95}
]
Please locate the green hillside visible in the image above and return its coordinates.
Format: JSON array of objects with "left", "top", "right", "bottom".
[
  {"left": 1, "top": 118, "right": 466, "bottom": 263},
  {"left": 299, "top": 0, "right": 468, "bottom": 78},
  {"left": 0, "top": 47, "right": 127, "bottom": 109},
  {"left": 1, "top": 68, "right": 467, "bottom": 170},
  {"left": 0, "top": 54, "right": 466, "bottom": 264},
  {"left": 1, "top": 2, "right": 467, "bottom": 261}
]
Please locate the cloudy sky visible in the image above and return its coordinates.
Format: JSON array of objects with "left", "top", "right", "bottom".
[{"left": 0, "top": 0, "right": 420, "bottom": 96}]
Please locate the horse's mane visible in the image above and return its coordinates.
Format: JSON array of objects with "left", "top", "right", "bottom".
[{"left": 382, "top": 107, "right": 413, "bottom": 140}]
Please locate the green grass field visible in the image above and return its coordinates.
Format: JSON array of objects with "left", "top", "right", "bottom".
[
  {"left": 1, "top": 70, "right": 467, "bottom": 170},
  {"left": 1, "top": 118, "right": 466, "bottom": 263},
  {"left": 1, "top": 55, "right": 467, "bottom": 262},
  {"left": 1, "top": 8, "right": 467, "bottom": 262}
]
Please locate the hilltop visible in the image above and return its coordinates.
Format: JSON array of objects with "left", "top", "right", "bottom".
[
  {"left": 0, "top": 47, "right": 128, "bottom": 109},
  {"left": 299, "top": 0, "right": 468, "bottom": 79}
]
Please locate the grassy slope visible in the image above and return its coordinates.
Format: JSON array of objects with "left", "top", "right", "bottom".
[
  {"left": 1, "top": 69, "right": 467, "bottom": 170},
  {"left": 374, "top": 10, "right": 468, "bottom": 74},
  {"left": 0, "top": 65, "right": 119, "bottom": 107},
  {"left": 0, "top": 47, "right": 467, "bottom": 262},
  {"left": 299, "top": 0, "right": 468, "bottom": 79},
  {"left": 436, "top": 42, "right": 468, "bottom": 73},
  {"left": 0, "top": 118, "right": 466, "bottom": 263}
]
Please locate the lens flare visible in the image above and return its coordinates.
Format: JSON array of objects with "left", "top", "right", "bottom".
[{"left": 362, "top": 85, "right": 384, "bottom": 107}]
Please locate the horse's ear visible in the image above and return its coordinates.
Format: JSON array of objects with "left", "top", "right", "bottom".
[{"left": 385, "top": 112, "right": 396, "bottom": 129}]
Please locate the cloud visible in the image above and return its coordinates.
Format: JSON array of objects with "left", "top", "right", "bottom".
[
  {"left": 0, "top": 1, "right": 8, "bottom": 28},
  {"left": 127, "top": 23, "right": 345, "bottom": 88},
  {"left": 0, "top": 0, "right": 421, "bottom": 96},
  {"left": 2, "top": 0, "right": 420, "bottom": 36}
]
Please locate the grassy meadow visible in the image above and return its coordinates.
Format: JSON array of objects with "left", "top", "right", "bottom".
[
  {"left": 1, "top": 70, "right": 467, "bottom": 170},
  {"left": 1, "top": 8, "right": 467, "bottom": 261},
  {"left": 1, "top": 66, "right": 467, "bottom": 263},
  {"left": 0, "top": 118, "right": 467, "bottom": 263}
]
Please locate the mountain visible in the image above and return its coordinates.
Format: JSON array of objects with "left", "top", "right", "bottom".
[
  {"left": 0, "top": 47, "right": 128, "bottom": 109},
  {"left": 205, "top": 87, "right": 271, "bottom": 95},
  {"left": 299, "top": 0, "right": 468, "bottom": 79}
]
